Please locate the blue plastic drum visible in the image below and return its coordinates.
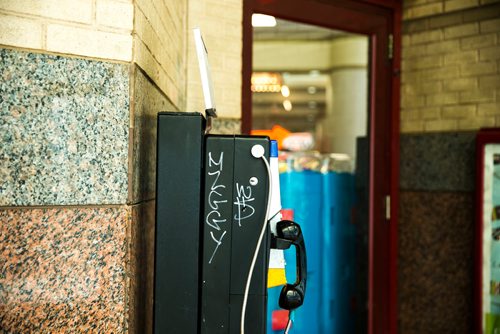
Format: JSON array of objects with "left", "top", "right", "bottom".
[
  {"left": 321, "top": 171, "right": 356, "bottom": 333},
  {"left": 279, "top": 170, "right": 323, "bottom": 334}
]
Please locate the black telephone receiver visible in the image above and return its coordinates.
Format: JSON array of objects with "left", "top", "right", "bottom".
[{"left": 272, "top": 220, "right": 307, "bottom": 310}]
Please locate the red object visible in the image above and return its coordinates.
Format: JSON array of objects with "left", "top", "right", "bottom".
[
  {"left": 281, "top": 209, "right": 294, "bottom": 221},
  {"left": 271, "top": 310, "right": 290, "bottom": 331},
  {"left": 242, "top": 1, "right": 402, "bottom": 333}
]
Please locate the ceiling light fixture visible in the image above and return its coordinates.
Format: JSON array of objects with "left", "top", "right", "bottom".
[
  {"left": 281, "top": 85, "right": 290, "bottom": 97},
  {"left": 252, "top": 14, "right": 277, "bottom": 27},
  {"left": 251, "top": 72, "right": 282, "bottom": 93},
  {"left": 283, "top": 100, "right": 292, "bottom": 111}
]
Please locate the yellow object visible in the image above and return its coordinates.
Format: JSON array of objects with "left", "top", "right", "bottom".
[{"left": 267, "top": 268, "right": 287, "bottom": 288}]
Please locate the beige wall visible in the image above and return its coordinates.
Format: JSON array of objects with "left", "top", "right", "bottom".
[
  {"left": 186, "top": 0, "right": 243, "bottom": 118},
  {"left": 133, "top": 0, "right": 188, "bottom": 110},
  {"left": 401, "top": 0, "right": 500, "bottom": 132},
  {"left": 325, "top": 37, "right": 369, "bottom": 161},
  {"left": 253, "top": 36, "right": 368, "bottom": 71},
  {"left": 254, "top": 40, "right": 332, "bottom": 71},
  {"left": 0, "top": 0, "right": 133, "bottom": 61}
]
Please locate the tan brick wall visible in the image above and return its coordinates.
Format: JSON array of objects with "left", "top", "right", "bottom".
[
  {"left": 401, "top": 1, "right": 500, "bottom": 132},
  {"left": 0, "top": 0, "right": 133, "bottom": 61},
  {"left": 133, "top": 0, "right": 188, "bottom": 110},
  {"left": 186, "top": 0, "right": 243, "bottom": 118},
  {"left": 403, "top": 0, "right": 499, "bottom": 20}
]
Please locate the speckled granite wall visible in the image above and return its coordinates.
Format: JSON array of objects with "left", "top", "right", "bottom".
[
  {"left": 400, "top": 132, "right": 476, "bottom": 192},
  {"left": 128, "top": 200, "right": 156, "bottom": 334},
  {"left": 211, "top": 118, "right": 241, "bottom": 135},
  {"left": 399, "top": 132, "right": 476, "bottom": 333},
  {"left": 0, "top": 48, "right": 164, "bottom": 333},
  {"left": 0, "top": 207, "right": 131, "bottom": 333},
  {"left": 0, "top": 48, "right": 130, "bottom": 206},
  {"left": 399, "top": 191, "right": 474, "bottom": 333}
]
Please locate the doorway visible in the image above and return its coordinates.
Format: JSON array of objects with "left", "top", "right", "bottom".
[
  {"left": 242, "top": 1, "right": 401, "bottom": 333},
  {"left": 251, "top": 18, "right": 369, "bottom": 333}
]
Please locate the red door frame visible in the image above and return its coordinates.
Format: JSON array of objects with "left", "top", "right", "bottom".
[{"left": 241, "top": 1, "right": 401, "bottom": 333}]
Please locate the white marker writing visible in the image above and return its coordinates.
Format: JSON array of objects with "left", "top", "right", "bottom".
[
  {"left": 206, "top": 152, "right": 227, "bottom": 264},
  {"left": 234, "top": 183, "right": 255, "bottom": 226}
]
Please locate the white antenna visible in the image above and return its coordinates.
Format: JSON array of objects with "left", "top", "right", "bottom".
[{"left": 193, "top": 27, "right": 217, "bottom": 119}]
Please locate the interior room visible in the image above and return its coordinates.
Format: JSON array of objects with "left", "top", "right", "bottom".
[
  {"left": 250, "top": 18, "right": 370, "bottom": 333},
  {"left": 0, "top": 0, "right": 499, "bottom": 333}
]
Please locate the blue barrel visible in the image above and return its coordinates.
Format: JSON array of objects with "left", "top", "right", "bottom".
[
  {"left": 267, "top": 285, "right": 283, "bottom": 333},
  {"left": 321, "top": 171, "right": 356, "bottom": 333},
  {"left": 279, "top": 170, "right": 323, "bottom": 334}
]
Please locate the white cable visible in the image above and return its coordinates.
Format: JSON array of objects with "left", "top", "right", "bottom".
[
  {"left": 284, "top": 311, "right": 293, "bottom": 334},
  {"left": 240, "top": 154, "right": 273, "bottom": 334},
  {"left": 284, "top": 318, "right": 292, "bottom": 334}
]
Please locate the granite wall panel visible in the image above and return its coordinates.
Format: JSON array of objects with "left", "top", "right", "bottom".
[
  {"left": 0, "top": 48, "right": 130, "bottom": 206},
  {"left": 128, "top": 200, "right": 155, "bottom": 334},
  {"left": 400, "top": 131, "right": 476, "bottom": 192},
  {"left": 0, "top": 206, "right": 132, "bottom": 333},
  {"left": 398, "top": 191, "right": 475, "bottom": 333},
  {"left": 210, "top": 118, "right": 241, "bottom": 135},
  {"left": 399, "top": 131, "right": 478, "bottom": 333}
]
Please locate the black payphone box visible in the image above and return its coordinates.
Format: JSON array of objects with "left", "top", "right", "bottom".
[
  {"left": 201, "top": 135, "right": 270, "bottom": 334},
  {"left": 154, "top": 112, "right": 270, "bottom": 334},
  {"left": 154, "top": 112, "right": 205, "bottom": 334}
]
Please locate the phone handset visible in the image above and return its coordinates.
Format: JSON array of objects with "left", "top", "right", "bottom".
[{"left": 272, "top": 220, "right": 307, "bottom": 310}]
